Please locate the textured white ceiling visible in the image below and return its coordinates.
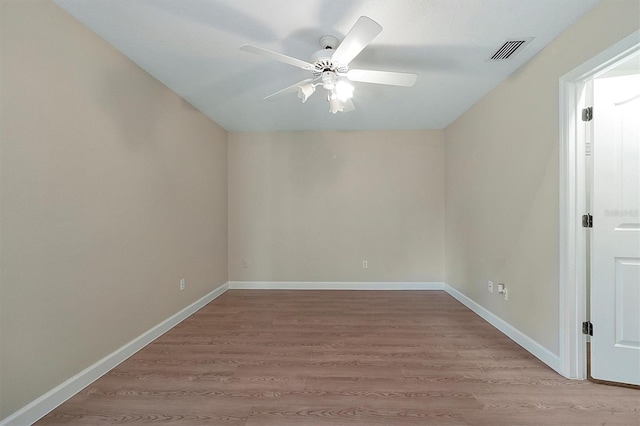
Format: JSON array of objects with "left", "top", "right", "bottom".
[{"left": 53, "top": 0, "right": 599, "bottom": 132}]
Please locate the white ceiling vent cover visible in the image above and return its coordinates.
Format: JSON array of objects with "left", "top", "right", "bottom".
[{"left": 489, "top": 38, "right": 534, "bottom": 61}]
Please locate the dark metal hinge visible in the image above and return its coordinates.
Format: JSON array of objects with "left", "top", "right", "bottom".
[
  {"left": 582, "top": 214, "right": 593, "bottom": 228},
  {"left": 582, "top": 321, "right": 593, "bottom": 336},
  {"left": 582, "top": 107, "right": 593, "bottom": 121}
]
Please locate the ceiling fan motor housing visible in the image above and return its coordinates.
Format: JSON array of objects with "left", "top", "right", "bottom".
[{"left": 311, "top": 48, "right": 348, "bottom": 77}]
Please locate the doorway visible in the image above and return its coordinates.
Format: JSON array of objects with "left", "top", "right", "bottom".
[{"left": 559, "top": 30, "right": 640, "bottom": 382}]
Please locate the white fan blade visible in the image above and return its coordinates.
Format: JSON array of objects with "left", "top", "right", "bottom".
[
  {"left": 240, "top": 44, "right": 315, "bottom": 70},
  {"left": 331, "top": 16, "right": 382, "bottom": 65},
  {"left": 347, "top": 69, "right": 417, "bottom": 87},
  {"left": 263, "top": 79, "right": 314, "bottom": 101}
]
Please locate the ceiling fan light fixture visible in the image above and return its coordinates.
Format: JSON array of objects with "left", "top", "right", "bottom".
[
  {"left": 296, "top": 82, "right": 315, "bottom": 103},
  {"left": 334, "top": 80, "right": 354, "bottom": 102},
  {"left": 329, "top": 97, "right": 345, "bottom": 114},
  {"left": 321, "top": 71, "right": 337, "bottom": 90}
]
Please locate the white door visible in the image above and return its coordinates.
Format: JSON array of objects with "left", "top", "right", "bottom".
[{"left": 591, "top": 73, "right": 640, "bottom": 385}]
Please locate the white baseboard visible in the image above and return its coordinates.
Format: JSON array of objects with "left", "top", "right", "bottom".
[
  {"left": 443, "top": 283, "right": 563, "bottom": 374},
  {"left": 228, "top": 281, "right": 445, "bottom": 290},
  {"left": 1, "top": 282, "right": 229, "bottom": 426}
]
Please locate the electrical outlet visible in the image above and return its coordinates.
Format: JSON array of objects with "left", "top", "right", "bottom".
[
  {"left": 498, "top": 283, "right": 507, "bottom": 300},
  {"left": 362, "top": 260, "right": 368, "bottom": 269},
  {"left": 488, "top": 280, "right": 494, "bottom": 293},
  {"left": 242, "top": 260, "right": 248, "bottom": 269},
  {"left": 180, "top": 278, "right": 185, "bottom": 291}
]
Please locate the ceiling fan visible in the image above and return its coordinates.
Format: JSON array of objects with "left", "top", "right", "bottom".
[{"left": 240, "top": 16, "right": 417, "bottom": 114}]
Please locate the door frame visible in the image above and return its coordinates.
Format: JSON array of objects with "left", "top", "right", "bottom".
[{"left": 559, "top": 30, "right": 640, "bottom": 380}]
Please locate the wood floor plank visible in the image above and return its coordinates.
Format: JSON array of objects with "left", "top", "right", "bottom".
[
  {"left": 37, "top": 290, "right": 639, "bottom": 425},
  {"left": 459, "top": 408, "right": 640, "bottom": 426},
  {"left": 305, "top": 376, "right": 492, "bottom": 394},
  {"left": 244, "top": 405, "right": 469, "bottom": 426}
]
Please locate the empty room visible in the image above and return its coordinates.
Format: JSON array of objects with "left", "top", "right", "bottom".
[{"left": 1, "top": 0, "right": 639, "bottom": 425}]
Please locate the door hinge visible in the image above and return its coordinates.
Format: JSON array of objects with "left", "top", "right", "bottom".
[
  {"left": 582, "top": 107, "right": 593, "bottom": 121},
  {"left": 582, "top": 321, "right": 593, "bottom": 336},
  {"left": 582, "top": 214, "right": 593, "bottom": 228}
]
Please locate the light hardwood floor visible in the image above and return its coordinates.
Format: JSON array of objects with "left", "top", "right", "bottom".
[{"left": 38, "top": 290, "right": 639, "bottom": 425}]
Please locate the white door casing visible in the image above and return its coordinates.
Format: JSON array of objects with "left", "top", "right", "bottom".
[
  {"left": 559, "top": 30, "right": 640, "bottom": 380},
  {"left": 590, "top": 73, "right": 640, "bottom": 385}
]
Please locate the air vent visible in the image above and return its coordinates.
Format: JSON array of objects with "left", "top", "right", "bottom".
[{"left": 489, "top": 38, "right": 533, "bottom": 61}]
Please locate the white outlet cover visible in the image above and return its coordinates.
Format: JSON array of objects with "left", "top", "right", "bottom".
[{"left": 488, "top": 281, "right": 494, "bottom": 293}]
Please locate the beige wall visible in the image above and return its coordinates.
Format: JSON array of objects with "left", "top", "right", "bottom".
[
  {"left": 0, "top": 0, "right": 228, "bottom": 419},
  {"left": 444, "top": 0, "right": 640, "bottom": 354},
  {"left": 229, "top": 130, "right": 444, "bottom": 283}
]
